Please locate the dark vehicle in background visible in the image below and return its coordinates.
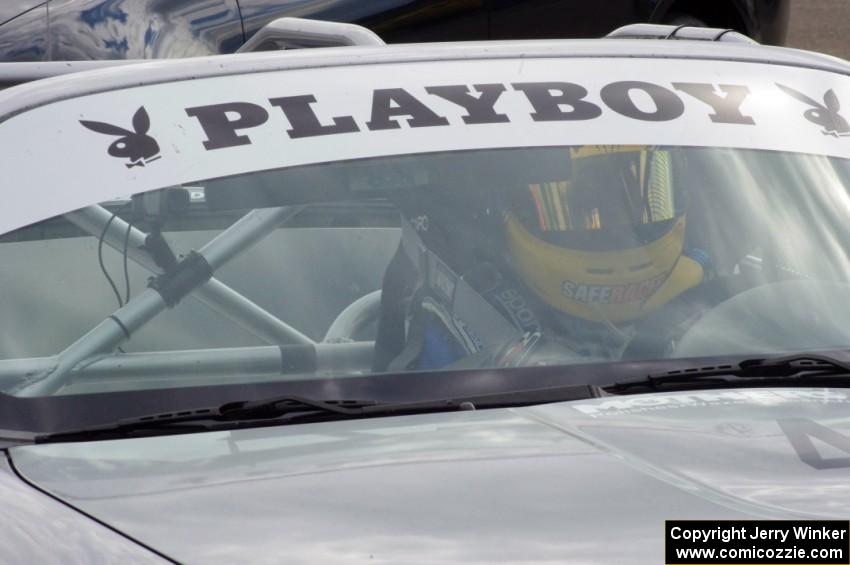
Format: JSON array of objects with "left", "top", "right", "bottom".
[{"left": 0, "top": 0, "right": 789, "bottom": 62}]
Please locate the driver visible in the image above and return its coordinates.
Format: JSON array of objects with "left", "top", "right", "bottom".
[{"left": 373, "top": 146, "right": 715, "bottom": 371}]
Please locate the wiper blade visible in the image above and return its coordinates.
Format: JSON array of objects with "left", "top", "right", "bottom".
[
  {"left": 220, "top": 396, "right": 377, "bottom": 419},
  {"left": 36, "top": 384, "right": 602, "bottom": 443},
  {"left": 607, "top": 353, "right": 850, "bottom": 394},
  {"left": 35, "top": 396, "right": 378, "bottom": 443}
]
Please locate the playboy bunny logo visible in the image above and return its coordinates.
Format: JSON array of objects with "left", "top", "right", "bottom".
[
  {"left": 777, "top": 84, "right": 850, "bottom": 137},
  {"left": 80, "top": 106, "right": 161, "bottom": 167}
]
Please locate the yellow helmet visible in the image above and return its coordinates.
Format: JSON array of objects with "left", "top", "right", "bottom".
[{"left": 505, "top": 146, "right": 705, "bottom": 323}]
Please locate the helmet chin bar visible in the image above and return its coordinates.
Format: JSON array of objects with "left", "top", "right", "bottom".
[{"left": 506, "top": 214, "right": 702, "bottom": 323}]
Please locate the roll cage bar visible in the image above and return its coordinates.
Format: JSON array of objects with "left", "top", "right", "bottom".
[{"left": 6, "top": 200, "right": 384, "bottom": 396}]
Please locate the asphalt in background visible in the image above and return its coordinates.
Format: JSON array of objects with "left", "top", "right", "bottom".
[{"left": 786, "top": 0, "right": 850, "bottom": 60}]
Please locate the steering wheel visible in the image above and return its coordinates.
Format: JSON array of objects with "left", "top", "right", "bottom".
[
  {"left": 672, "top": 279, "right": 850, "bottom": 358},
  {"left": 620, "top": 276, "right": 744, "bottom": 360},
  {"left": 323, "top": 290, "right": 382, "bottom": 343}
]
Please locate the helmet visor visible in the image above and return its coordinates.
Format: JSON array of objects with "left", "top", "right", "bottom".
[{"left": 514, "top": 146, "right": 683, "bottom": 251}]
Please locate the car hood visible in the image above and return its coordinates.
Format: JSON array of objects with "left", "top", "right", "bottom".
[{"left": 9, "top": 387, "right": 850, "bottom": 564}]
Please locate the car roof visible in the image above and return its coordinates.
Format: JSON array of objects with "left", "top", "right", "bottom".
[{"left": 1, "top": 36, "right": 849, "bottom": 124}]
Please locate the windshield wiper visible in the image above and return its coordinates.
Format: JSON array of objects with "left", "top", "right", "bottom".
[
  {"left": 34, "top": 396, "right": 376, "bottom": 443},
  {"left": 35, "top": 384, "right": 602, "bottom": 443},
  {"left": 607, "top": 353, "right": 850, "bottom": 394}
]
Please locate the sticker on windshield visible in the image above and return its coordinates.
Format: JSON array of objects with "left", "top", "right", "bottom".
[
  {"left": 178, "top": 81, "right": 759, "bottom": 152},
  {"left": 5, "top": 58, "right": 850, "bottom": 235},
  {"left": 80, "top": 106, "right": 162, "bottom": 168},
  {"left": 777, "top": 84, "right": 850, "bottom": 137}
]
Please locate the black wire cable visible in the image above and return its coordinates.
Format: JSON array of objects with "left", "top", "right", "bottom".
[
  {"left": 98, "top": 212, "right": 124, "bottom": 309},
  {"left": 97, "top": 204, "right": 134, "bottom": 354},
  {"left": 122, "top": 218, "right": 133, "bottom": 304}
]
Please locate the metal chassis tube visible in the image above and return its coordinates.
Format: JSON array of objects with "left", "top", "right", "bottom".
[
  {"left": 16, "top": 207, "right": 302, "bottom": 396},
  {"left": 65, "top": 205, "right": 313, "bottom": 346},
  {"left": 0, "top": 343, "right": 374, "bottom": 384}
]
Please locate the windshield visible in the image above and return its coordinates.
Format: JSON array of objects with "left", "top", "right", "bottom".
[{"left": 4, "top": 145, "right": 850, "bottom": 397}]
